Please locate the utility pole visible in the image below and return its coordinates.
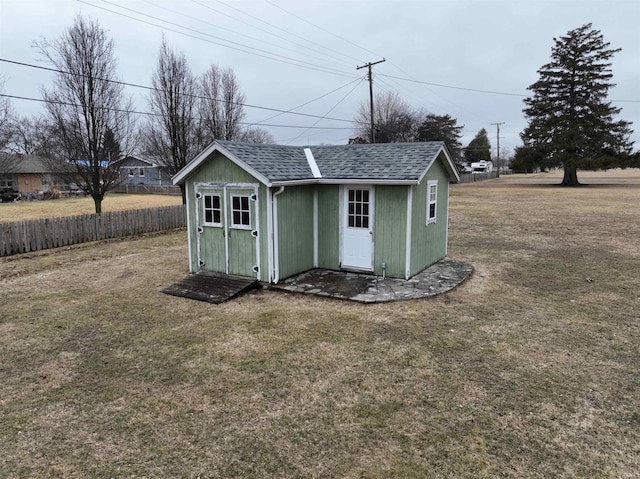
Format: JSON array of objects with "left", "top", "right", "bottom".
[
  {"left": 357, "top": 58, "right": 385, "bottom": 143},
  {"left": 491, "top": 122, "right": 505, "bottom": 178}
]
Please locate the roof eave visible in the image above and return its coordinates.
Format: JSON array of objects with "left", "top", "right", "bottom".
[{"left": 270, "top": 178, "right": 420, "bottom": 187}]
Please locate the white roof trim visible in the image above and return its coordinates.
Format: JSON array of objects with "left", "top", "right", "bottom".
[
  {"left": 304, "top": 148, "right": 322, "bottom": 179},
  {"left": 172, "top": 141, "right": 271, "bottom": 186},
  {"left": 270, "top": 178, "right": 419, "bottom": 187},
  {"left": 416, "top": 144, "right": 460, "bottom": 184}
]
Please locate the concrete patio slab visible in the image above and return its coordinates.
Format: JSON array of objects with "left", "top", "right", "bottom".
[{"left": 267, "top": 257, "right": 473, "bottom": 303}]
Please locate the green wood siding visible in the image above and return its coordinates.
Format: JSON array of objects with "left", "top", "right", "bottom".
[
  {"left": 373, "top": 185, "right": 407, "bottom": 278},
  {"left": 276, "top": 185, "right": 314, "bottom": 279},
  {"left": 317, "top": 185, "right": 339, "bottom": 269},
  {"left": 410, "top": 154, "right": 450, "bottom": 276},
  {"left": 185, "top": 151, "right": 269, "bottom": 279}
]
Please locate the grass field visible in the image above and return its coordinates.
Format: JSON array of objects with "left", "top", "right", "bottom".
[
  {"left": 1, "top": 169, "right": 639, "bottom": 478},
  {"left": 0, "top": 193, "right": 183, "bottom": 222}
]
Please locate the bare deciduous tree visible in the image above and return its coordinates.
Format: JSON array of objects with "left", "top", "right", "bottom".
[
  {"left": 4, "top": 116, "right": 59, "bottom": 157},
  {"left": 200, "top": 65, "right": 246, "bottom": 142},
  {"left": 0, "top": 77, "right": 16, "bottom": 160},
  {"left": 144, "top": 37, "right": 201, "bottom": 202},
  {"left": 237, "top": 126, "right": 274, "bottom": 144},
  {"left": 353, "top": 91, "right": 418, "bottom": 143},
  {"left": 35, "top": 15, "right": 135, "bottom": 213}
]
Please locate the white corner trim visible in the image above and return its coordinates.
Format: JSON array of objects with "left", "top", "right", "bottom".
[
  {"left": 304, "top": 148, "right": 322, "bottom": 179},
  {"left": 266, "top": 188, "right": 274, "bottom": 283},
  {"left": 313, "top": 186, "right": 318, "bottom": 268},
  {"left": 272, "top": 186, "right": 286, "bottom": 283},
  {"left": 405, "top": 185, "right": 413, "bottom": 280}
]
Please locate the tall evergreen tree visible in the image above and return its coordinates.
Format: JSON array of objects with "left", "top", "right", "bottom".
[
  {"left": 519, "top": 23, "right": 634, "bottom": 185},
  {"left": 464, "top": 128, "right": 491, "bottom": 163},
  {"left": 415, "top": 113, "right": 464, "bottom": 163}
]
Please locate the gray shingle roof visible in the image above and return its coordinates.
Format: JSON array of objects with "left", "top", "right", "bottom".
[
  {"left": 1, "top": 155, "right": 59, "bottom": 174},
  {"left": 215, "top": 140, "right": 447, "bottom": 182},
  {"left": 217, "top": 142, "right": 311, "bottom": 181},
  {"left": 311, "top": 142, "right": 443, "bottom": 180}
]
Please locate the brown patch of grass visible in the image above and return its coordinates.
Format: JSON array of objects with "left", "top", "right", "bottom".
[
  {"left": 1, "top": 170, "right": 640, "bottom": 477},
  {"left": 0, "top": 193, "right": 182, "bottom": 222}
]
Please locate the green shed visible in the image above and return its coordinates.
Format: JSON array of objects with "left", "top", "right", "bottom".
[{"left": 172, "top": 140, "right": 460, "bottom": 283}]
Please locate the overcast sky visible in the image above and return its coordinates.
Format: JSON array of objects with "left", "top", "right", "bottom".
[{"left": 1, "top": 0, "right": 639, "bottom": 156}]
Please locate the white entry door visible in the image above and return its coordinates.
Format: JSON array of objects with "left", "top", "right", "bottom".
[{"left": 342, "top": 186, "right": 374, "bottom": 271}]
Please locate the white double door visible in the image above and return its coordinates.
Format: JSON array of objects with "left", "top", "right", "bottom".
[{"left": 342, "top": 186, "right": 374, "bottom": 271}]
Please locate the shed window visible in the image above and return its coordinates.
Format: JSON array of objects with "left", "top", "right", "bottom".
[
  {"left": 426, "top": 180, "right": 437, "bottom": 224},
  {"left": 203, "top": 194, "right": 222, "bottom": 226},
  {"left": 231, "top": 195, "right": 251, "bottom": 228},
  {"left": 139, "top": 167, "right": 145, "bottom": 177},
  {"left": 128, "top": 168, "right": 135, "bottom": 177}
]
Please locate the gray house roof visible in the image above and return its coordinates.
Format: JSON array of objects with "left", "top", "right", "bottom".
[
  {"left": 1, "top": 155, "right": 57, "bottom": 174},
  {"left": 173, "top": 140, "right": 460, "bottom": 186}
]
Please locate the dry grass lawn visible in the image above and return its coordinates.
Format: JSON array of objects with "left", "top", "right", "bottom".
[
  {"left": 1, "top": 169, "right": 639, "bottom": 478},
  {"left": 0, "top": 193, "right": 183, "bottom": 222}
]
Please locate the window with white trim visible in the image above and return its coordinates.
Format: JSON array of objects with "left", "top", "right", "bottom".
[
  {"left": 231, "top": 195, "right": 251, "bottom": 228},
  {"left": 139, "top": 167, "right": 145, "bottom": 177},
  {"left": 128, "top": 168, "right": 135, "bottom": 177},
  {"left": 202, "top": 194, "right": 222, "bottom": 226},
  {"left": 347, "top": 188, "right": 370, "bottom": 228},
  {"left": 426, "top": 180, "right": 437, "bottom": 224}
]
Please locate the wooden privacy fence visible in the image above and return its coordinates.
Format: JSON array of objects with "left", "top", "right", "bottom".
[
  {"left": 112, "top": 184, "right": 181, "bottom": 195},
  {"left": 0, "top": 205, "right": 186, "bottom": 257}
]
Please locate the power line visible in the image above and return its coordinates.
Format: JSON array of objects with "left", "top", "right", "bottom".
[
  {"left": 189, "top": 0, "right": 357, "bottom": 69},
  {"left": 378, "top": 72, "right": 639, "bottom": 103},
  {"left": 378, "top": 73, "right": 527, "bottom": 97},
  {"left": 139, "top": 0, "right": 354, "bottom": 71},
  {"left": 0, "top": 58, "right": 355, "bottom": 123},
  {"left": 286, "top": 77, "right": 365, "bottom": 144},
  {"left": 206, "top": 0, "right": 362, "bottom": 65},
  {"left": 276, "top": 127, "right": 351, "bottom": 144},
  {"left": 249, "top": 77, "right": 365, "bottom": 126},
  {"left": 0, "top": 93, "right": 354, "bottom": 130},
  {"left": 78, "top": 0, "right": 359, "bottom": 79},
  {"left": 262, "top": 0, "right": 379, "bottom": 60},
  {"left": 96, "top": 0, "right": 357, "bottom": 76}
]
